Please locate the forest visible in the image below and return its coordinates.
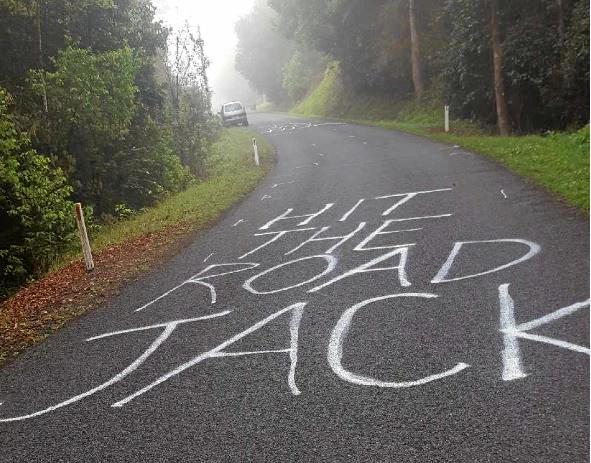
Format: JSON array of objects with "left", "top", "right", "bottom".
[
  {"left": 236, "top": 0, "right": 589, "bottom": 133},
  {"left": 0, "top": 0, "right": 214, "bottom": 294}
]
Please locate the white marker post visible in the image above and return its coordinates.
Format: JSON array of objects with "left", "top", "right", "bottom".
[
  {"left": 444, "top": 105, "right": 450, "bottom": 133},
  {"left": 252, "top": 138, "right": 260, "bottom": 166},
  {"left": 74, "top": 203, "right": 94, "bottom": 271}
]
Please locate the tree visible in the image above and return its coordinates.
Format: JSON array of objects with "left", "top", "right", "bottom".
[
  {"left": 489, "top": 0, "right": 511, "bottom": 135},
  {"left": 0, "top": 87, "right": 74, "bottom": 294},
  {"left": 408, "top": 0, "right": 424, "bottom": 97},
  {"left": 282, "top": 48, "right": 327, "bottom": 103},
  {"left": 164, "top": 22, "right": 213, "bottom": 177},
  {"left": 235, "top": 0, "right": 294, "bottom": 104},
  {"left": 30, "top": 46, "right": 140, "bottom": 212}
]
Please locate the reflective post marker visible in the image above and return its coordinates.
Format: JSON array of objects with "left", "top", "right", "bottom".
[
  {"left": 74, "top": 203, "right": 94, "bottom": 271},
  {"left": 252, "top": 138, "right": 260, "bottom": 166},
  {"left": 444, "top": 105, "right": 450, "bottom": 133}
]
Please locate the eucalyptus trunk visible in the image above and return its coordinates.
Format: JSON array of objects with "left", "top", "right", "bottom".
[
  {"left": 489, "top": 0, "right": 511, "bottom": 135},
  {"left": 409, "top": 0, "right": 424, "bottom": 98}
]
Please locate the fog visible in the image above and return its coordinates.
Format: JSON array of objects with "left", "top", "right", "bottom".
[{"left": 153, "top": 0, "right": 260, "bottom": 109}]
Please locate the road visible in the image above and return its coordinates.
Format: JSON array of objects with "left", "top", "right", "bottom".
[{"left": 0, "top": 113, "right": 589, "bottom": 462}]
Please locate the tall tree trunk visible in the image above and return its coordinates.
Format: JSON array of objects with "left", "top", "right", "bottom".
[
  {"left": 489, "top": 0, "right": 511, "bottom": 135},
  {"left": 556, "top": 0, "right": 564, "bottom": 43},
  {"left": 35, "top": 1, "right": 48, "bottom": 114},
  {"left": 408, "top": 0, "right": 423, "bottom": 98}
]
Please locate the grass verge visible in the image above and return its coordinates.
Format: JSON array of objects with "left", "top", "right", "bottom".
[{"left": 0, "top": 128, "right": 273, "bottom": 367}]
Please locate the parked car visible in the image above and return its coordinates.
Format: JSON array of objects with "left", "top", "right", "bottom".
[{"left": 220, "top": 101, "right": 248, "bottom": 127}]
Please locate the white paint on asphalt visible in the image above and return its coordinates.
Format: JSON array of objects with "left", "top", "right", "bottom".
[
  {"left": 0, "top": 312, "right": 231, "bottom": 422},
  {"left": 203, "top": 253, "right": 214, "bottom": 263},
  {"left": 309, "top": 247, "right": 412, "bottom": 293},
  {"left": 498, "top": 284, "right": 527, "bottom": 381},
  {"left": 375, "top": 188, "right": 453, "bottom": 216},
  {"left": 112, "top": 303, "right": 309, "bottom": 406},
  {"left": 285, "top": 222, "right": 367, "bottom": 256},
  {"left": 328, "top": 293, "right": 470, "bottom": 387},
  {"left": 432, "top": 239, "right": 541, "bottom": 284},
  {"left": 232, "top": 219, "right": 245, "bottom": 227},
  {"left": 499, "top": 283, "right": 590, "bottom": 381},
  {"left": 501, "top": 189, "right": 507, "bottom": 199},
  {"left": 244, "top": 255, "right": 338, "bottom": 295},
  {"left": 271, "top": 181, "right": 295, "bottom": 189},
  {"left": 239, "top": 228, "right": 316, "bottom": 260},
  {"left": 339, "top": 199, "right": 365, "bottom": 222},
  {"left": 259, "top": 204, "right": 334, "bottom": 230},
  {"left": 354, "top": 222, "right": 422, "bottom": 251}
]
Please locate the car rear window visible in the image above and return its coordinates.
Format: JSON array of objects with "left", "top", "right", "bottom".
[{"left": 224, "top": 103, "right": 242, "bottom": 112}]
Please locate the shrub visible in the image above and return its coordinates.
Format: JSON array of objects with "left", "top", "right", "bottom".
[{"left": 0, "top": 88, "right": 75, "bottom": 295}]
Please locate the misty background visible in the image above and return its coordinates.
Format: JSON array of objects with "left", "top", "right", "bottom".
[{"left": 153, "top": 0, "right": 260, "bottom": 110}]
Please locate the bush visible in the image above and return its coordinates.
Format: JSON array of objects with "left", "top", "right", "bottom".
[{"left": 0, "top": 88, "right": 75, "bottom": 295}]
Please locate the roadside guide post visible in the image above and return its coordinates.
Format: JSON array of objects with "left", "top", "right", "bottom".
[
  {"left": 252, "top": 138, "right": 260, "bottom": 166},
  {"left": 444, "top": 105, "right": 450, "bottom": 132},
  {"left": 74, "top": 203, "right": 95, "bottom": 271}
]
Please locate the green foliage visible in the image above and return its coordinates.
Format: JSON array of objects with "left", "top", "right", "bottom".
[
  {"left": 291, "top": 62, "right": 344, "bottom": 117},
  {"left": 164, "top": 23, "right": 215, "bottom": 178},
  {"left": 441, "top": 0, "right": 590, "bottom": 131},
  {"left": 0, "top": 0, "right": 215, "bottom": 295},
  {"left": 84, "top": 128, "right": 273, "bottom": 254},
  {"left": 30, "top": 46, "right": 140, "bottom": 211},
  {"left": 440, "top": 0, "right": 494, "bottom": 125},
  {"left": 235, "top": 0, "right": 294, "bottom": 104},
  {"left": 0, "top": 88, "right": 75, "bottom": 295},
  {"left": 267, "top": 0, "right": 589, "bottom": 133},
  {"left": 282, "top": 48, "right": 328, "bottom": 103},
  {"left": 33, "top": 46, "right": 139, "bottom": 137}
]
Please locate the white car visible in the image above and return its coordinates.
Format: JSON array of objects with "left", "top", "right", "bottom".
[{"left": 220, "top": 101, "right": 249, "bottom": 127}]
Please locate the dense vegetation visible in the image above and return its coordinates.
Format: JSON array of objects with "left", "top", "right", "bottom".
[
  {"left": 236, "top": 0, "right": 589, "bottom": 133},
  {"left": 0, "top": 0, "right": 215, "bottom": 295}
]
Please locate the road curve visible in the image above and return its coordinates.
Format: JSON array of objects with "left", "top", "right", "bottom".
[{"left": 0, "top": 113, "right": 588, "bottom": 462}]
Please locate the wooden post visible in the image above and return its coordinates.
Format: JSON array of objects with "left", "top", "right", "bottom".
[
  {"left": 252, "top": 138, "right": 260, "bottom": 166},
  {"left": 444, "top": 105, "right": 450, "bottom": 133},
  {"left": 74, "top": 203, "right": 94, "bottom": 271}
]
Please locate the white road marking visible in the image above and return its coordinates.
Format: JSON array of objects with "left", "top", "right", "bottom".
[
  {"left": 431, "top": 239, "right": 541, "bottom": 284},
  {"left": 0, "top": 312, "right": 231, "bottom": 422},
  {"left": 259, "top": 204, "right": 334, "bottom": 230},
  {"left": 112, "top": 303, "right": 308, "bottom": 406},
  {"left": 203, "top": 253, "right": 214, "bottom": 263},
  {"left": 339, "top": 199, "right": 365, "bottom": 222},
  {"left": 328, "top": 293, "right": 470, "bottom": 388},
  {"left": 375, "top": 188, "right": 453, "bottom": 216},
  {"left": 498, "top": 284, "right": 527, "bottom": 380},
  {"left": 499, "top": 283, "right": 590, "bottom": 381},
  {"left": 271, "top": 181, "right": 296, "bottom": 189}
]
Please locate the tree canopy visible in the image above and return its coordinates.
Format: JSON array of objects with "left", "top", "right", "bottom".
[{"left": 0, "top": 0, "right": 214, "bottom": 294}]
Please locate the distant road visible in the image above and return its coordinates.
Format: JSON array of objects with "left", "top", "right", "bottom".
[{"left": 1, "top": 113, "right": 588, "bottom": 462}]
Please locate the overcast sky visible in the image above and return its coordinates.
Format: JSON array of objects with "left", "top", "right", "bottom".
[{"left": 153, "top": 0, "right": 259, "bottom": 107}]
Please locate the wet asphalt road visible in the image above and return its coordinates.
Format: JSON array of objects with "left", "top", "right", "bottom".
[{"left": 0, "top": 113, "right": 589, "bottom": 462}]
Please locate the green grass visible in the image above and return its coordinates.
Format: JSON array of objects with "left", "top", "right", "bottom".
[
  {"left": 291, "top": 66, "right": 589, "bottom": 212},
  {"left": 58, "top": 128, "right": 273, "bottom": 264}
]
